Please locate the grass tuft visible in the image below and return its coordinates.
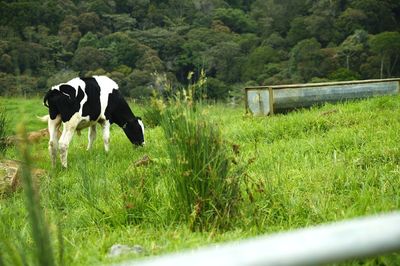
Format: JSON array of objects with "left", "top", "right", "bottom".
[{"left": 160, "top": 76, "right": 242, "bottom": 231}]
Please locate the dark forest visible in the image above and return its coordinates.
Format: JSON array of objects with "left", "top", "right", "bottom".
[{"left": 1, "top": 0, "right": 399, "bottom": 99}]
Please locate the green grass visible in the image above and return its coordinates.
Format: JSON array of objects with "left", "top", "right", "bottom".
[{"left": 0, "top": 95, "right": 399, "bottom": 265}]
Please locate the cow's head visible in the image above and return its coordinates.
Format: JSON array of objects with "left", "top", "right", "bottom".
[{"left": 122, "top": 117, "right": 145, "bottom": 146}]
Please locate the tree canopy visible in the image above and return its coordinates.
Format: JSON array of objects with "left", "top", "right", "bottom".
[{"left": 0, "top": 0, "right": 399, "bottom": 99}]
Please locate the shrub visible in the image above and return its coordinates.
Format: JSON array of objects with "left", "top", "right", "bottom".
[{"left": 328, "top": 67, "right": 361, "bottom": 81}]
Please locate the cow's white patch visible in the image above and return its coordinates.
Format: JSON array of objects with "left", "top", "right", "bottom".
[
  {"left": 94, "top": 76, "right": 119, "bottom": 120},
  {"left": 58, "top": 113, "right": 83, "bottom": 168},
  {"left": 87, "top": 124, "right": 97, "bottom": 151},
  {"left": 102, "top": 120, "right": 111, "bottom": 152},
  {"left": 67, "top": 77, "right": 86, "bottom": 97},
  {"left": 138, "top": 119, "right": 145, "bottom": 144}
]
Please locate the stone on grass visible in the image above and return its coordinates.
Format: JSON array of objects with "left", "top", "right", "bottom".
[
  {"left": 0, "top": 159, "right": 46, "bottom": 197},
  {"left": 108, "top": 244, "right": 144, "bottom": 258}
]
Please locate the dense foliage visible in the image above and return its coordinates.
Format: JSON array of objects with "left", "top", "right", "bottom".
[{"left": 0, "top": 0, "right": 400, "bottom": 99}]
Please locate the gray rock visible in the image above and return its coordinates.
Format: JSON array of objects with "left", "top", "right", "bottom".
[{"left": 108, "top": 244, "right": 144, "bottom": 257}]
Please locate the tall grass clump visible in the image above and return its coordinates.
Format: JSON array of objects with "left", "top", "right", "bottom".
[
  {"left": 161, "top": 72, "right": 242, "bottom": 231},
  {"left": 142, "top": 92, "right": 166, "bottom": 128}
]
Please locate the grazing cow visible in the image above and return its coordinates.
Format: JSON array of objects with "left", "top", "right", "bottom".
[{"left": 41, "top": 75, "right": 144, "bottom": 168}]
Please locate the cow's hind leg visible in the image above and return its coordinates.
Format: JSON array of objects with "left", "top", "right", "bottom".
[
  {"left": 101, "top": 120, "right": 110, "bottom": 153},
  {"left": 48, "top": 115, "right": 61, "bottom": 168},
  {"left": 87, "top": 124, "right": 97, "bottom": 150}
]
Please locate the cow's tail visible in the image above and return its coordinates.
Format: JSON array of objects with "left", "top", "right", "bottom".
[{"left": 37, "top": 115, "right": 49, "bottom": 123}]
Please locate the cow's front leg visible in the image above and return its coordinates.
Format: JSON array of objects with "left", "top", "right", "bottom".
[
  {"left": 48, "top": 115, "right": 61, "bottom": 168},
  {"left": 59, "top": 125, "right": 76, "bottom": 168},
  {"left": 87, "top": 124, "right": 97, "bottom": 150},
  {"left": 101, "top": 120, "right": 110, "bottom": 153}
]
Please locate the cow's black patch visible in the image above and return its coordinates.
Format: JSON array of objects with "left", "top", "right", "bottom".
[
  {"left": 81, "top": 77, "right": 101, "bottom": 121},
  {"left": 123, "top": 119, "right": 144, "bottom": 145},
  {"left": 104, "top": 89, "right": 144, "bottom": 144},
  {"left": 45, "top": 85, "right": 83, "bottom": 122},
  {"left": 59, "top": 84, "right": 76, "bottom": 102},
  {"left": 104, "top": 89, "right": 134, "bottom": 127},
  {"left": 104, "top": 89, "right": 116, "bottom": 123}
]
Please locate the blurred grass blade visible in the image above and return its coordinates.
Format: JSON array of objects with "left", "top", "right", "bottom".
[
  {"left": 17, "top": 123, "right": 55, "bottom": 266},
  {"left": 0, "top": 108, "right": 8, "bottom": 155}
]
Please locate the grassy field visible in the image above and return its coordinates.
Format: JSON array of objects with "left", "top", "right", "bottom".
[{"left": 0, "top": 95, "right": 399, "bottom": 265}]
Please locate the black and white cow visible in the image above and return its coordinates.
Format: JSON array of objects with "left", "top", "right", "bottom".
[{"left": 41, "top": 75, "right": 144, "bottom": 168}]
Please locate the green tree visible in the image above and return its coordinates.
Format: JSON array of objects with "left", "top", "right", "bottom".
[
  {"left": 213, "top": 8, "right": 256, "bottom": 33},
  {"left": 205, "top": 77, "right": 229, "bottom": 99},
  {"left": 128, "top": 0, "right": 150, "bottom": 27},
  {"left": 338, "top": 29, "right": 368, "bottom": 71},
  {"left": 251, "top": 0, "right": 309, "bottom": 36},
  {"left": 206, "top": 41, "right": 242, "bottom": 83},
  {"left": 336, "top": 8, "right": 367, "bottom": 38},
  {"left": 287, "top": 17, "right": 311, "bottom": 46},
  {"left": 250, "top": 0, "right": 283, "bottom": 36},
  {"left": 351, "top": 0, "right": 399, "bottom": 34},
  {"left": 146, "top": 3, "right": 165, "bottom": 27},
  {"left": 0, "top": 73, "right": 16, "bottom": 95},
  {"left": 58, "top": 15, "right": 82, "bottom": 52},
  {"left": 101, "top": 32, "right": 141, "bottom": 68},
  {"left": 129, "top": 28, "right": 184, "bottom": 65},
  {"left": 115, "top": 0, "right": 138, "bottom": 13},
  {"left": 304, "top": 14, "right": 338, "bottom": 46},
  {"left": 241, "top": 45, "right": 279, "bottom": 82},
  {"left": 102, "top": 13, "right": 137, "bottom": 31},
  {"left": 289, "top": 38, "right": 323, "bottom": 82},
  {"left": 78, "top": 12, "right": 102, "bottom": 34},
  {"left": 0, "top": 1, "right": 64, "bottom": 34},
  {"left": 10, "top": 41, "right": 49, "bottom": 74},
  {"left": 136, "top": 45, "right": 165, "bottom": 72},
  {"left": 328, "top": 67, "right": 361, "bottom": 81},
  {"left": 125, "top": 69, "right": 153, "bottom": 98},
  {"left": 175, "top": 39, "right": 209, "bottom": 82},
  {"left": 78, "top": 32, "right": 100, "bottom": 48},
  {"left": 237, "top": 33, "right": 260, "bottom": 54},
  {"left": 0, "top": 54, "right": 14, "bottom": 73},
  {"left": 79, "top": 0, "right": 116, "bottom": 14},
  {"left": 72, "top": 46, "right": 108, "bottom": 73},
  {"left": 369, "top": 31, "right": 400, "bottom": 78}
]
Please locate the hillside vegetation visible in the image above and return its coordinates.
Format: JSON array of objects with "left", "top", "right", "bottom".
[
  {"left": 0, "top": 0, "right": 400, "bottom": 99},
  {"left": 0, "top": 95, "right": 399, "bottom": 265}
]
